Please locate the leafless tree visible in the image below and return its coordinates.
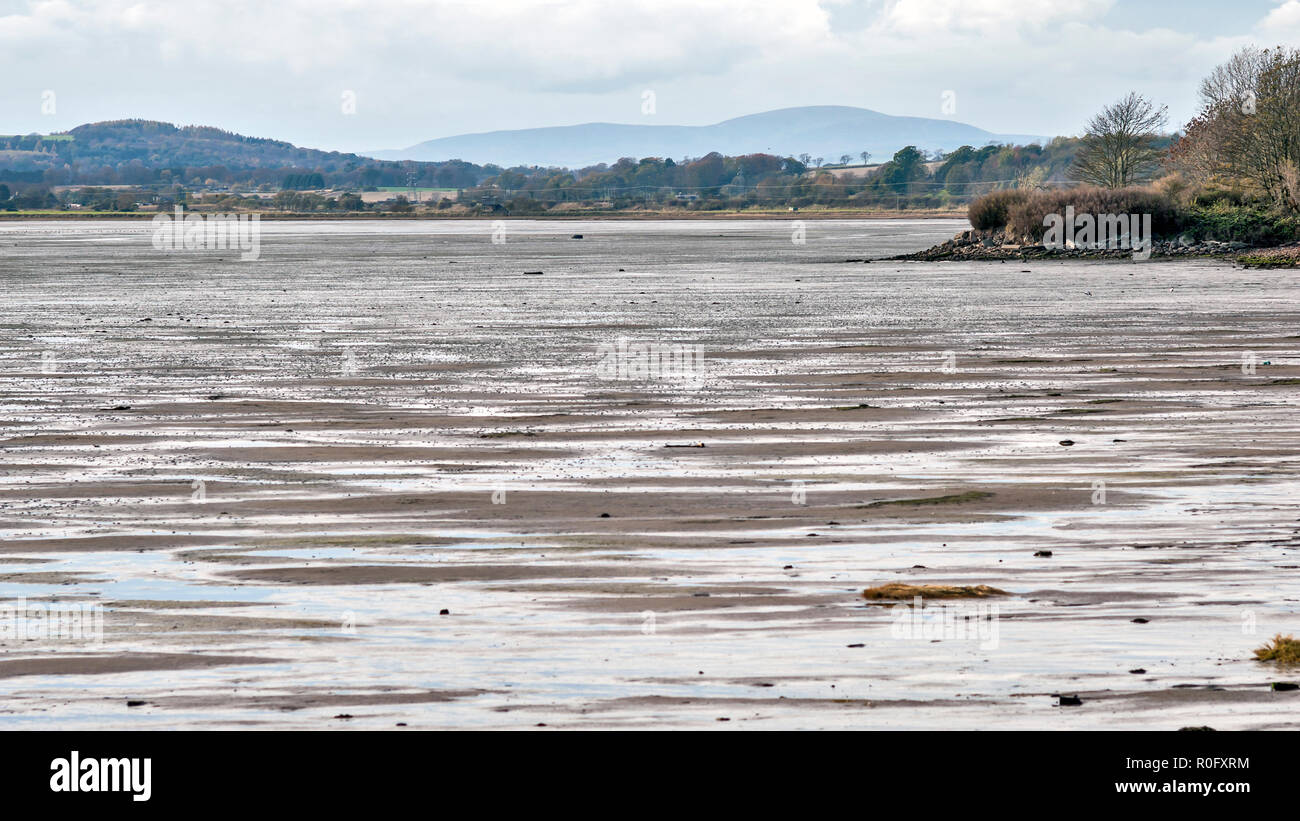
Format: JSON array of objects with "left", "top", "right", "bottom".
[
  {"left": 1174, "top": 46, "right": 1300, "bottom": 211},
  {"left": 1226, "top": 49, "right": 1300, "bottom": 210},
  {"left": 1070, "top": 93, "right": 1168, "bottom": 188},
  {"left": 1199, "top": 46, "right": 1268, "bottom": 111}
]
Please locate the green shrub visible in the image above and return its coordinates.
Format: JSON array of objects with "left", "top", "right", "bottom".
[
  {"left": 1176, "top": 203, "right": 1300, "bottom": 245},
  {"left": 1191, "top": 187, "right": 1251, "bottom": 208}
]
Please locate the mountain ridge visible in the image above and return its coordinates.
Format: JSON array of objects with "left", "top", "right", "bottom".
[{"left": 367, "top": 105, "right": 1048, "bottom": 167}]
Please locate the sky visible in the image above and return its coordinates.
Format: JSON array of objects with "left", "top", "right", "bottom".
[{"left": 2, "top": 0, "right": 1297, "bottom": 154}]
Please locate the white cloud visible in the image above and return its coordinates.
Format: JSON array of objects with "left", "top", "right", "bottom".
[
  {"left": 2, "top": 0, "right": 831, "bottom": 88},
  {"left": 0, "top": 0, "right": 1286, "bottom": 152},
  {"left": 1260, "top": 0, "right": 1300, "bottom": 31},
  {"left": 879, "top": 0, "right": 1115, "bottom": 35}
]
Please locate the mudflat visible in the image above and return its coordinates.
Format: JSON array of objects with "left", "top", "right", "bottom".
[{"left": 0, "top": 218, "right": 1297, "bottom": 729}]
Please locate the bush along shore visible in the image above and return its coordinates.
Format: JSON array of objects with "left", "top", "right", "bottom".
[{"left": 893, "top": 185, "right": 1300, "bottom": 267}]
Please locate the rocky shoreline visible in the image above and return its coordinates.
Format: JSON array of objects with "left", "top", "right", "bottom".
[{"left": 892, "top": 228, "right": 1300, "bottom": 266}]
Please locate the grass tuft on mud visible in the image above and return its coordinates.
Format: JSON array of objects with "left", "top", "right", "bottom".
[
  {"left": 1254, "top": 634, "right": 1300, "bottom": 664},
  {"left": 862, "top": 583, "right": 1009, "bottom": 601},
  {"left": 861, "top": 490, "right": 993, "bottom": 508}
]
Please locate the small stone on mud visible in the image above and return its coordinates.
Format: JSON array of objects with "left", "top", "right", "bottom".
[
  {"left": 439, "top": 609, "right": 450, "bottom": 615},
  {"left": 1129, "top": 668, "right": 1147, "bottom": 674},
  {"left": 1056, "top": 695, "right": 1083, "bottom": 706},
  {"left": 1059, "top": 439, "right": 1075, "bottom": 446},
  {"left": 1034, "top": 550, "right": 1053, "bottom": 557},
  {"left": 1131, "top": 618, "right": 1150, "bottom": 624},
  {"left": 127, "top": 700, "right": 146, "bottom": 707},
  {"left": 1272, "top": 682, "right": 1299, "bottom": 691}
]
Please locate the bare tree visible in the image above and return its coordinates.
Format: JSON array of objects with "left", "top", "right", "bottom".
[
  {"left": 1223, "top": 48, "right": 1300, "bottom": 210},
  {"left": 860, "top": 151, "right": 871, "bottom": 164},
  {"left": 1174, "top": 46, "right": 1300, "bottom": 210},
  {"left": 1070, "top": 93, "right": 1169, "bottom": 188},
  {"left": 1175, "top": 46, "right": 1271, "bottom": 187},
  {"left": 1199, "top": 46, "right": 1268, "bottom": 111}
]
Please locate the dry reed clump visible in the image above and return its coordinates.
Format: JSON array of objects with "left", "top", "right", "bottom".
[
  {"left": 967, "top": 189, "right": 1030, "bottom": 231},
  {"left": 1005, "top": 186, "right": 1179, "bottom": 241},
  {"left": 1254, "top": 634, "right": 1300, "bottom": 664},
  {"left": 862, "top": 583, "right": 1008, "bottom": 601},
  {"left": 966, "top": 186, "right": 1180, "bottom": 241}
]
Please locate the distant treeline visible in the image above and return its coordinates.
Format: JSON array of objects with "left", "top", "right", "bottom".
[
  {"left": 0, "top": 117, "right": 1176, "bottom": 213},
  {"left": 461, "top": 138, "right": 1137, "bottom": 211},
  {"left": 0, "top": 119, "right": 496, "bottom": 189}
]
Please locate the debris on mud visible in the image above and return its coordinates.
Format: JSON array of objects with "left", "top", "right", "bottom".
[
  {"left": 860, "top": 490, "right": 993, "bottom": 508},
  {"left": 861, "top": 583, "right": 1008, "bottom": 601},
  {"left": 1255, "top": 634, "right": 1300, "bottom": 664}
]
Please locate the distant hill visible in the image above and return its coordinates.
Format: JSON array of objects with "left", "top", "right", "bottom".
[
  {"left": 0, "top": 120, "right": 494, "bottom": 188},
  {"left": 368, "top": 105, "right": 1047, "bottom": 167}
]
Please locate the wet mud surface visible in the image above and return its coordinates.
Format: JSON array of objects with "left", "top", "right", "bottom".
[{"left": 1, "top": 219, "right": 1297, "bottom": 728}]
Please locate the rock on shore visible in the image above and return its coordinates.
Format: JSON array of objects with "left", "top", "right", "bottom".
[{"left": 891, "top": 228, "right": 1271, "bottom": 262}]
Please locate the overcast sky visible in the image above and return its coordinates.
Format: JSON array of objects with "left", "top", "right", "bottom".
[{"left": 3, "top": 0, "right": 1296, "bottom": 154}]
